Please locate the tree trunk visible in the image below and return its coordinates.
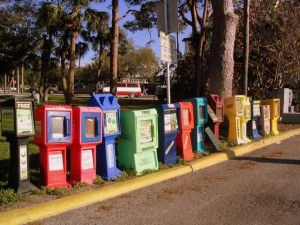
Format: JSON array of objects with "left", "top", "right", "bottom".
[
  {"left": 67, "top": 31, "right": 78, "bottom": 105},
  {"left": 110, "top": 0, "right": 119, "bottom": 96},
  {"left": 196, "top": 0, "right": 210, "bottom": 97},
  {"left": 195, "top": 29, "right": 208, "bottom": 97},
  {"left": 207, "top": 0, "right": 239, "bottom": 98},
  {"left": 21, "top": 64, "right": 24, "bottom": 95},
  {"left": 4, "top": 73, "right": 7, "bottom": 93},
  {"left": 96, "top": 41, "right": 104, "bottom": 89},
  {"left": 242, "top": 0, "right": 250, "bottom": 96},
  {"left": 40, "top": 36, "right": 53, "bottom": 102},
  {"left": 61, "top": 51, "right": 68, "bottom": 102}
]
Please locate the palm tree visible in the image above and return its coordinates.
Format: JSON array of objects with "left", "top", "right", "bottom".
[
  {"left": 36, "top": 1, "right": 64, "bottom": 101},
  {"left": 75, "top": 41, "right": 89, "bottom": 82},
  {"left": 83, "top": 8, "right": 110, "bottom": 88},
  {"left": 37, "top": 0, "right": 92, "bottom": 104}
]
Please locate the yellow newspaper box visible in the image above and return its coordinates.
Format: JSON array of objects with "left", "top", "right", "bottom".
[
  {"left": 240, "top": 96, "right": 251, "bottom": 143},
  {"left": 224, "top": 96, "right": 245, "bottom": 145},
  {"left": 258, "top": 105, "right": 271, "bottom": 135},
  {"left": 260, "top": 99, "right": 280, "bottom": 135}
]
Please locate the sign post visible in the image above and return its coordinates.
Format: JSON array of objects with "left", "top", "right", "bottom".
[
  {"left": 157, "top": 0, "right": 178, "bottom": 35},
  {"left": 157, "top": 0, "right": 178, "bottom": 104},
  {"left": 160, "top": 32, "right": 177, "bottom": 104}
]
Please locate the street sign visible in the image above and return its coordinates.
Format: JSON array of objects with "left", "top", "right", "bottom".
[
  {"left": 157, "top": 0, "right": 178, "bottom": 35},
  {"left": 160, "top": 32, "right": 177, "bottom": 63}
]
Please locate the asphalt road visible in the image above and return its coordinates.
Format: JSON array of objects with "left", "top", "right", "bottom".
[{"left": 29, "top": 136, "right": 300, "bottom": 225}]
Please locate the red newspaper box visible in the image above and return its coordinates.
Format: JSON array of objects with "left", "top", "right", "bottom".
[
  {"left": 34, "top": 105, "right": 72, "bottom": 188},
  {"left": 70, "top": 106, "right": 102, "bottom": 184},
  {"left": 207, "top": 94, "right": 224, "bottom": 139},
  {"left": 176, "top": 102, "right": 195, "bottom": 160}
]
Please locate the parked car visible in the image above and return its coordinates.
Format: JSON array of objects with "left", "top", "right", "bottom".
[
  {"left": 97, "top": 82, "right": 142, "bottom": 98},
  {"left": 29, "top": 84, "right": 58, "bottom": 95},
  {"left": 47, "top": 84, "right": 58, "bottom": 94},
  {"left": 155, "top": 83, "right": 183, "bottom": 101},
  {"left": 29, "top": 85, "right": 39, "bottom": 94},
  {"left": 74, "top": 83, "right": 96, "bottom": 94}
]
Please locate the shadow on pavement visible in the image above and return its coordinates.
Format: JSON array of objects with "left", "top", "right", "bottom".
[{"left": 232, "top": 156, "right": 300, "bottom": 165}]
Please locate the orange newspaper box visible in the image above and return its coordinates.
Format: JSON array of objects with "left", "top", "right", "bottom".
[
  {"left": 176, "top": 102, "right": 195, "bottom": 160},
  {"left": 70, "top": 106, "right": 102, "bottom": 184},
  {"left": 34, "top": 105, "right": 72, "bottom": 188}
]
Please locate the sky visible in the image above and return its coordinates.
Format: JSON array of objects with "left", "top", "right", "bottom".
[{"left": 80, "top": 1, "right": 190, "bottom": 66}]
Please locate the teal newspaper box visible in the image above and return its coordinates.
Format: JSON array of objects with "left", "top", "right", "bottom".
[{"left": 185, "top": 97, "right": 208, "bottom": 153}]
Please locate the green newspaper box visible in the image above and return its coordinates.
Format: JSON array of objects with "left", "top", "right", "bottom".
[{"left": 118, "top": 108, "right": 158, "bottom": 174}]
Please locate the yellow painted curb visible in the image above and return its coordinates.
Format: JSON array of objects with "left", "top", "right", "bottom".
[
  {"left": 0, "top": 128, "right": 299, "bottom": 225},
  {"left": 0, "top": 165, "right": 192, "bottom": 225}
]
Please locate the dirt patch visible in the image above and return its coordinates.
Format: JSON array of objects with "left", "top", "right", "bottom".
[
  {"left": 236, "top": 161, "right": 256, "bottom": 169},
  {"left": 261, "top": 151, "right": 283, "bottom": 159}
]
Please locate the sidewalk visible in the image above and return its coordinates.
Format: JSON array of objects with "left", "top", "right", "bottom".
[{"left": 0, "top": 128, "right": 299, "bottom": 225}]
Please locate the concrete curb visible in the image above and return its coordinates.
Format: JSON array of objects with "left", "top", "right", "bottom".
[{"left": 1, "top": 128, "right": 299, "bottom": 225}]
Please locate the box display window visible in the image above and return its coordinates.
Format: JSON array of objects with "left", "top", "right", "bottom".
[
  {"left": 16, "top": 108, "right": 34, "bottom": 135},
  {"left": 104, "top": 110, "right": 119, "bottom": 135},
  {"left": 140, "top": 120, "right": 153, "bottom": 144},
  {"left": 235, "top": 98, "right": 243, "bottom": 115},
  {"left": 164, "top": 109, "right": 178, "bottom": 133},
  {"left": 199, "top": 106, "right": 205, "bottom": 119},
  {"left": 183, "top": 109, "right": 190, "bottom": 126},
  {"left": 244, "top": 106, "right": 251, "bottom": 119},
  {"left": 85, "top": 117, "right": 96, "bottom": 138},
  {"left": 51, "top": 117, "right": 65, "bottom": 138},
  {"left": 216, "top": 106, "right": 223, "bottom": 121},
  {"left": 274, "top": 101, "right": 279, "bottom": 117},
  {"left": 253, "top": 104, "right": 260, "bottom": 117}
]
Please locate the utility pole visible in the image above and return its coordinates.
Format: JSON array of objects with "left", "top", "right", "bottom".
[{"left": 243, "top": 0, "right": 250, "bottom": 96}]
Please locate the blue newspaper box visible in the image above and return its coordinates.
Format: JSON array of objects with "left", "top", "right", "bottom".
[
  {"left": 247, "top": 100, "right": 261, "bottom": 140},
  {"left": 157, "top": 103, "right": 180, "bottom": 164},
  {"left": 88, "top": 94, "right": 122, "bottom": 180},
  {"left": 185, "top": 97, "right": 208, "bottom": 153}
]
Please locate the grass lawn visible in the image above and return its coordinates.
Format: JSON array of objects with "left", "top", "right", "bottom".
[
  {"left": 0, "top": 94, "right": 162, "bottom": 189},
  {"left": 41, "top": 94, "right": 161, "bottom": 111}
]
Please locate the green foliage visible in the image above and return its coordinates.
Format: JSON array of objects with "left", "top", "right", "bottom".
[
  {"left": 177, "top": 156, "right": 188, "bottom": 165},
  {"left": 110, "top": 170, "right": 136, "bottom": 182},
  {"left": 158, "top": 162, "right": 178, "bottom": 171},
  {"left": 32, "top": 186, "right": 63, "bottom": 196},
  {"left": 93, "top": 175, "right": 105, "bottom": 186},
  {"left": 173, "top": 53, "right": 196, "bottom": 99},
  {"left": 0, "top": 189, "right": 24, "bottom": 206},
  {"left": 234, "top": 0, "right": 300, "bottom": 98},
  {"left": 118, "top": 40, "right": 158, "bottom": 82},
  {"left": 123, "top": 1, "right": 157, "bottom": 33},
  {"left": 72, "top": 181, "right": 88, "bottom": 188},
  {"left": 0, "top": 0, "right": 40, "bottom": 75},
  {"left": 139, "top": 169, "right": 157, "bottom": 176}
]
